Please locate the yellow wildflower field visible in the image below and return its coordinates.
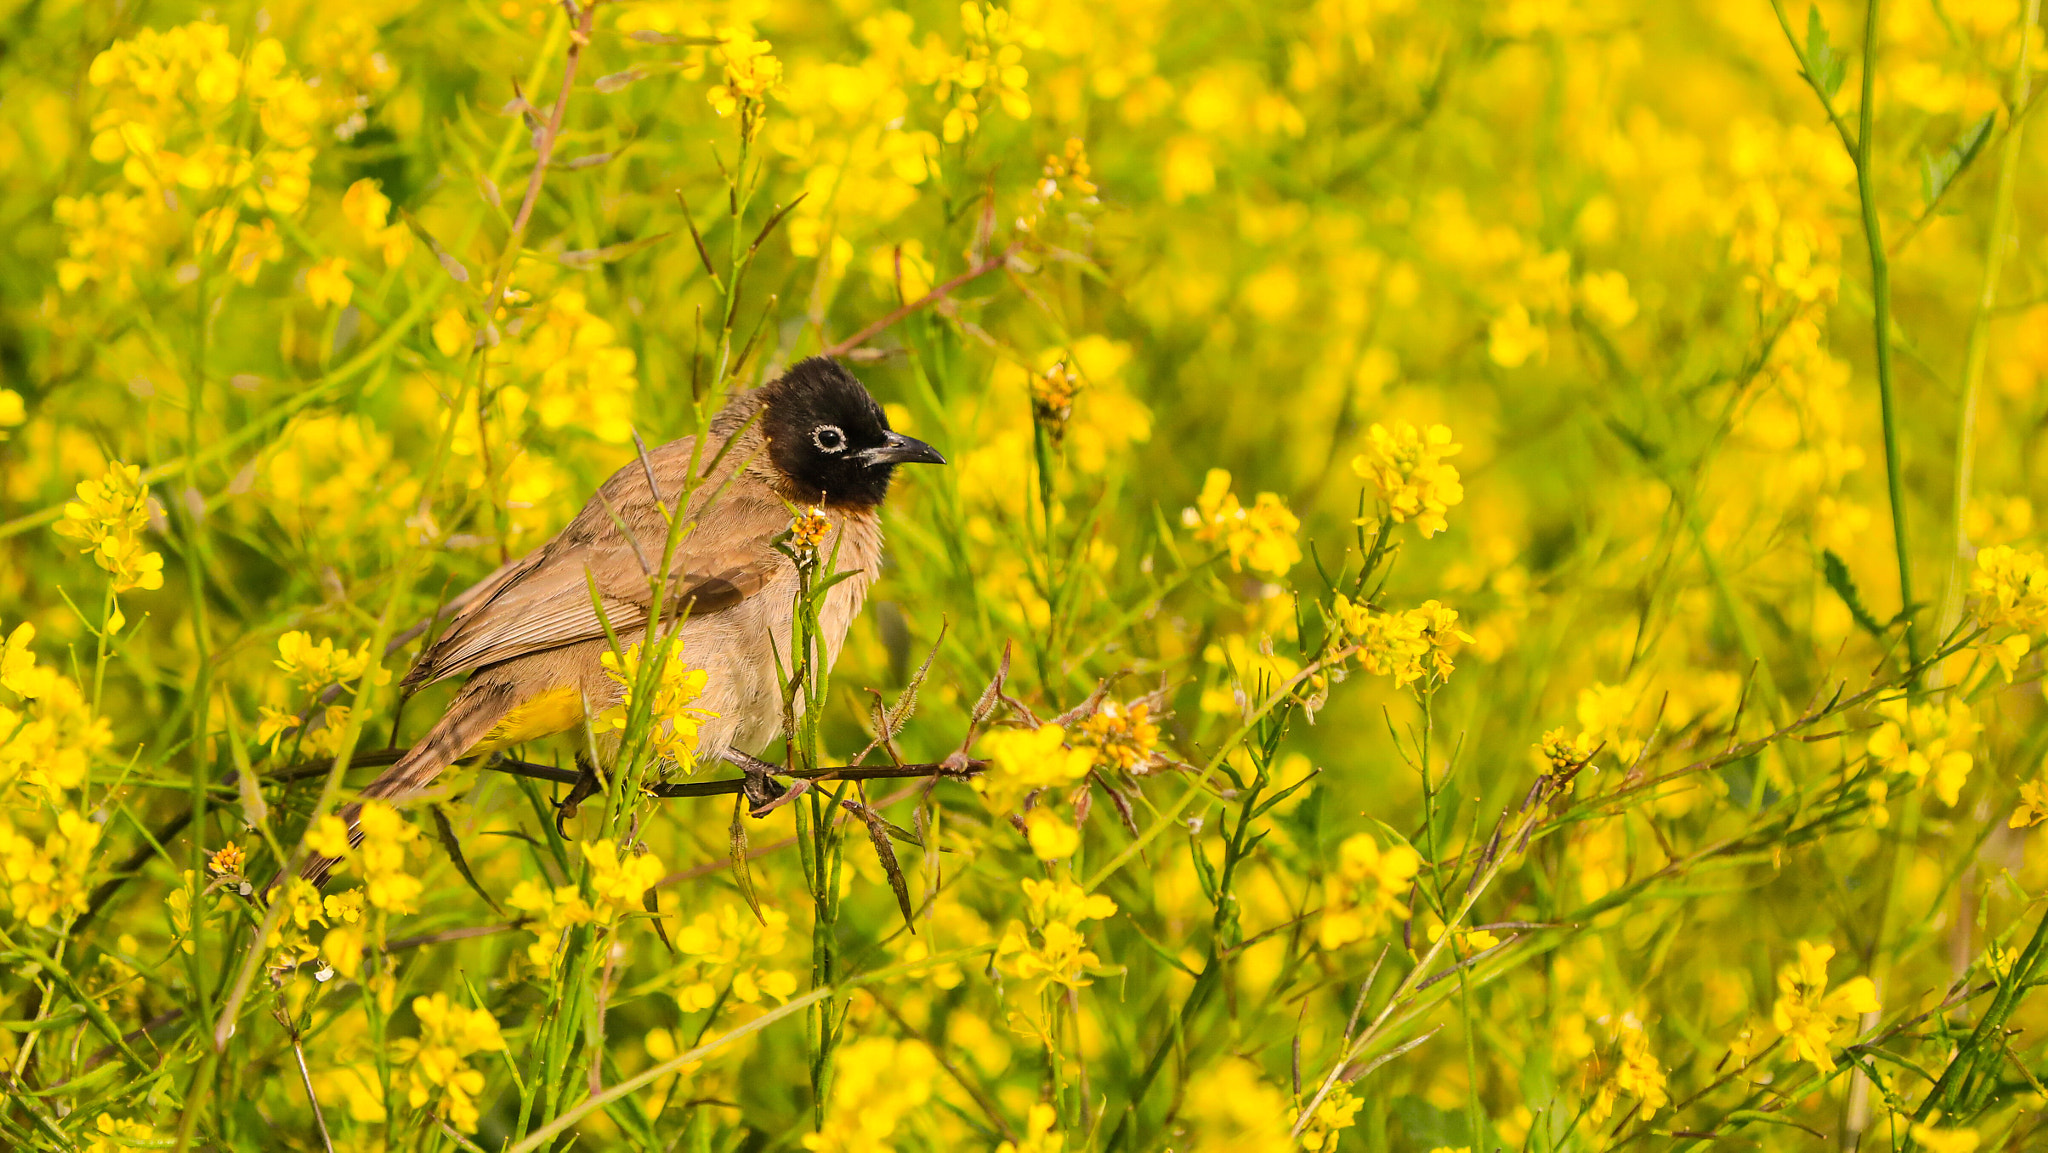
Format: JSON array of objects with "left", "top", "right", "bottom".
[{"left": 2, "top": 0, "right": 2047, "bottom": 1149}]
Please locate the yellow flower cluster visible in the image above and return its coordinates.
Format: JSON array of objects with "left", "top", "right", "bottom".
[
  {"left": 1587, "top": 1015, "right": 1669, "bottom": 1124},
  {"left": 504, "top": 289, "right": 642, "bottom": 444},
  {"left": 1972, "top": 545, "right": 2048, "bottom": 633},
  {"left": 339, "top": 179, "right": 414, "bottom": 269},
  {"left": 1318, "top": 833, "right": 1421, "bottom": 950},
  {"left": 2011, "top": 779, "right": 2048, "bottom": 830},
  {"left": 1176, "top": 1057, "right": 1294, "bottom": 1153},
  {"left": 671, "top": 904, "right": 800, "bottom": 1010},
  {"left": 1297, "top": 1081, "right": 1362, "bottom": 1152},
  {"left": 1331, "top": 594, "right": 1471, "bottom": 690},
  {"left": 53, "top": 462, "right": 163, "bottom": 594},
  {"left": 996, "top": 877, "right": 1116, "bottom": 989},
  {"left": 995, "top": 1102, "right": 1066, "bottom": 1153},
  {"left": 598, "top": 641, "right": 716, "bottom": 767},
  {"left": 0, "top": 387, "right": 22, "bottom": 440},
  {"left": 1, "top": 622, "right": 113, "bottom": 799},
  {"left": 390, "top": 993, "right": 506, "bottom": 1133},
  {"left": 306, "top": 800, "right": 423, "bottom": 914},
  {"left": 707, "top": 28, "right": 785, "bottom": 127},
  {"left": 1535, "top": 726, "right": 1598, "bottom": 777},
  {"left": 264, "top": 878, "right": 366, "bottom": 973},
  {"left": 60, "top": 22, "right": 327, "bottom": 294},
  {"left": 1866, "top": 697, "right": 1978, "bottom": 808},
  {"left": 260, "top": 413, "right": 422, "bottom": 565},
  {"left": 0, "top": 809, "right": 101, "bottom": 928},
  {"left": 801, "top": 1036, "right": 938, "bottom": 1153},
  {"left": 1075, "top": 699, "right": 1161, "bottom": 774},
  {"left": 1351, "top": 422, "right": 1464, "bottom": 538},
  {"left": 1769, "top": 941, "right": 1878, "bottom": 1072},
  {"left": 275, "top": 630, "right": 385, "bottom": 687},
  {"left": 976, "top": 724, "right": 1093, "bottom": 857},
  {"left": 934, "top": 2, "right": 1032, "bottom": 142},
  {"left": 82, "top": 1115, "right": 157, "bottom": 1153},
  {"left": 506, "top": 838, "right": 666, "bottom": 973},
  {"left": 260, "top": 630, "right": 391, "bottom": 755},
  {"left": 1182, "top": 468, "right": 1303, "bottom": 577},
  {"left": 787, "top": 505, "right": 833, "bottom": 556}
]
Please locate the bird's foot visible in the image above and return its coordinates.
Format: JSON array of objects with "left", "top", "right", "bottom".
[
  {"left": 554, "top": 754, "right": 605, "bottom": 837},
  {"left": 718, "top": 749, "right": 792, "bottom": 817}
]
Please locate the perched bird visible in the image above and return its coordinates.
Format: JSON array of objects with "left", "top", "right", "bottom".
[{"left": 301, "top": 357, "right": 944, "bottom": 882}]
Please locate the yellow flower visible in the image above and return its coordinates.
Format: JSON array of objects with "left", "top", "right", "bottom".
[
  {"left": 1319, "top": 833, "right": 1421, "bottom": 949},
  {"left": 0, "top": 388, "right": 23, "bottom": 440},
  {"left": 1536, "top": 726, "right": 1597, "bottom": 776},
  {"left": 1770, "top": 940, "right": 1878, "bottom": 1071},
  {"left": 307, "top": 802, "right": 421, "bottom": 916},
  {"left": 802, "top": 1036, "right": 938, "bottom": 1152},
  {"left": 597, "top": 641, "right": 717, "bottom": 767},
  {"left": 1298, "top": 1081, "right": 1362, "bottom": 1152},
  {"left": 0, "top": 810, "right": 102, "bottom": 928},
  {"left": 974, "top": 724, "right": 1094, "bottom": 814},
  {"left": 1866, "top": 697, "right": 1978, "bottom": 807},
  {"left": 1972, "top": 545, "right": 2048, "bottom": 631},
  {"left": 707, "top": 28, "right": 784, "bottom": 121},
  {"left": 788, "top": 505, "right": 832, "bottom": 554},
  {"left": 1075, "top": 699, "right": 1162, "bottom": 773},
  {"left": 580, "top": 838, "right": 664, "bottom": 915},
  {"left": 1487, "top": 302, "right": 1548, "bottom": 367},
  {"left": 1181, "top": 469, "right": 1303, "bottom": 576},
  {"left": 1579, "top": 269, "right": 1638, "bottom": 327},
  {"left": 995, "top": 1102, "right": 1065, "bottom": 1153},
  {"left": 1023, "top": 807, "right": 1080, "bottom": 859},
  {"left": 2012, "top": 779, "right": 2048, "bottom": 828},
  {"left": 1334, "top": 595, "right": 1471, "bottom": 689},
  {"left": 207, "top": 843, "right": 246, "bottom": 877},
  {"left": 1909, "top": 1125, "right": 1980, "bottom": 1153},
  {"left": 390, "top": 993, "right": 506, "bottom": 1133},
  {"left": 1352, "top": 422, "right": 1464, "bottom": 537},
  {"left": 1587, "top": 1015, "right": 1668, "bottom": 1124},
  {"left": 304, "top": 256, "right": 353, "bottom": 309},
  {"left": 274, "top": 630, "right": 387, "bottom": 690},
  {"left": 996, "top": 877, "right": 1117, "bottom": 988},
  {"left": 1177, "top": 1057, "right": 1293, "bottom": 1153},
  {"left": 53, "top": 462, "right": 163, "bottom": 593},
  {"left": 83, "top": 1114, "right": 157, "bottom": 1153},
  {"left": 432, "top": 308, "right": 472, "bottom": 358},
  {"left": 305, "top": 814, "right": 353, "bottom": 860},
  {"left": 668, "top": 903, "right": 797, "bottom": 1007}
]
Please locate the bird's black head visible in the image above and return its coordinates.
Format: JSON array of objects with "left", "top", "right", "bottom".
[{"left": 758, "top": 357, "right": 946, "bottom": 508}]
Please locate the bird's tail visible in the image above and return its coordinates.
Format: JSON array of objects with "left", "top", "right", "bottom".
[{"left": 299, "top": 682, "right": 517, "bottom": 886}]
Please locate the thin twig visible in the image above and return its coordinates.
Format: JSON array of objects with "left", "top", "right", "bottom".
[{"left": 824, "top": 242, "right": 1022, "bottom": 356}]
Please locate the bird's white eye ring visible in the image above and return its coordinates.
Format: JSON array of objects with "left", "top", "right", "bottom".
[{"left": 812, "top": 425, "right": 847, "bottom": 453}]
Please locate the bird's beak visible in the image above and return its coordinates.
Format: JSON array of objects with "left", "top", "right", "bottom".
[{"left": 859, "top": 430, "right": 947, "bottom": 467}]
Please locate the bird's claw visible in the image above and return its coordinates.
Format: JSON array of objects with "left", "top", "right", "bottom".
[{"left": 554, "top": 754, "right": 604, "bottom": 838}]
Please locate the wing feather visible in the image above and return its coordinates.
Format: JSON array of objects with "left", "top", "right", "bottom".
[{"left": 403, "top": 442, "right": 792, "bottom": 686}]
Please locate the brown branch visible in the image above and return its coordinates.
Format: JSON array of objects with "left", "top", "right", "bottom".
[
  {"left": 483, "top": 0, "right": 602, "bottom": 320},
  {"left": 823, "top": 242, "right": 1022, "bottom": 356}
]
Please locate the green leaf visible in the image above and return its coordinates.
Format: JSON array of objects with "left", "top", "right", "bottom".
[
  {"left": 1805, "top": 5, "right": 1848, "bottom": 100},
  {"left": 729, "top": 793, "right": 764, "bottom": 926},
  {"left": 1921, "top": 110, "right": 1997, "bottom": 208},
  {"left": 430, "top": 804, "right": 502, "bottom": 915},
  {"left": 1822, "top": 549, "right": 1888, "bottom": 641}
]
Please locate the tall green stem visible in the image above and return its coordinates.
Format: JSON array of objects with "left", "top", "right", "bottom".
[{"left": 1854, "top": 0, "right": 1918, "bottom": 670}]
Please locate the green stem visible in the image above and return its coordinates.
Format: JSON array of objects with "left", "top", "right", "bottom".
[{"left": 1855, "top": 0, "right": 1919, "bottom": 669}]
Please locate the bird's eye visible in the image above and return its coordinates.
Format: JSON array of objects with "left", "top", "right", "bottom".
[{"left": 812, "top": 425, "right": 847, "bottom": 453}]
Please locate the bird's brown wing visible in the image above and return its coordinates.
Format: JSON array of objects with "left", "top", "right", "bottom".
[{"left": 403, "top": 470, "right": 791, "bottom": 688}]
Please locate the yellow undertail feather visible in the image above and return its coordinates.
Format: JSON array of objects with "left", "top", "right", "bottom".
[{"left": 472, "top": 684, "right": 585, "bottom": 755}]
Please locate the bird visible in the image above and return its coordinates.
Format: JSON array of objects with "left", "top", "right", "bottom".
[{"left": 299, "top": 356, "right": 945, "bottom": 883}]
